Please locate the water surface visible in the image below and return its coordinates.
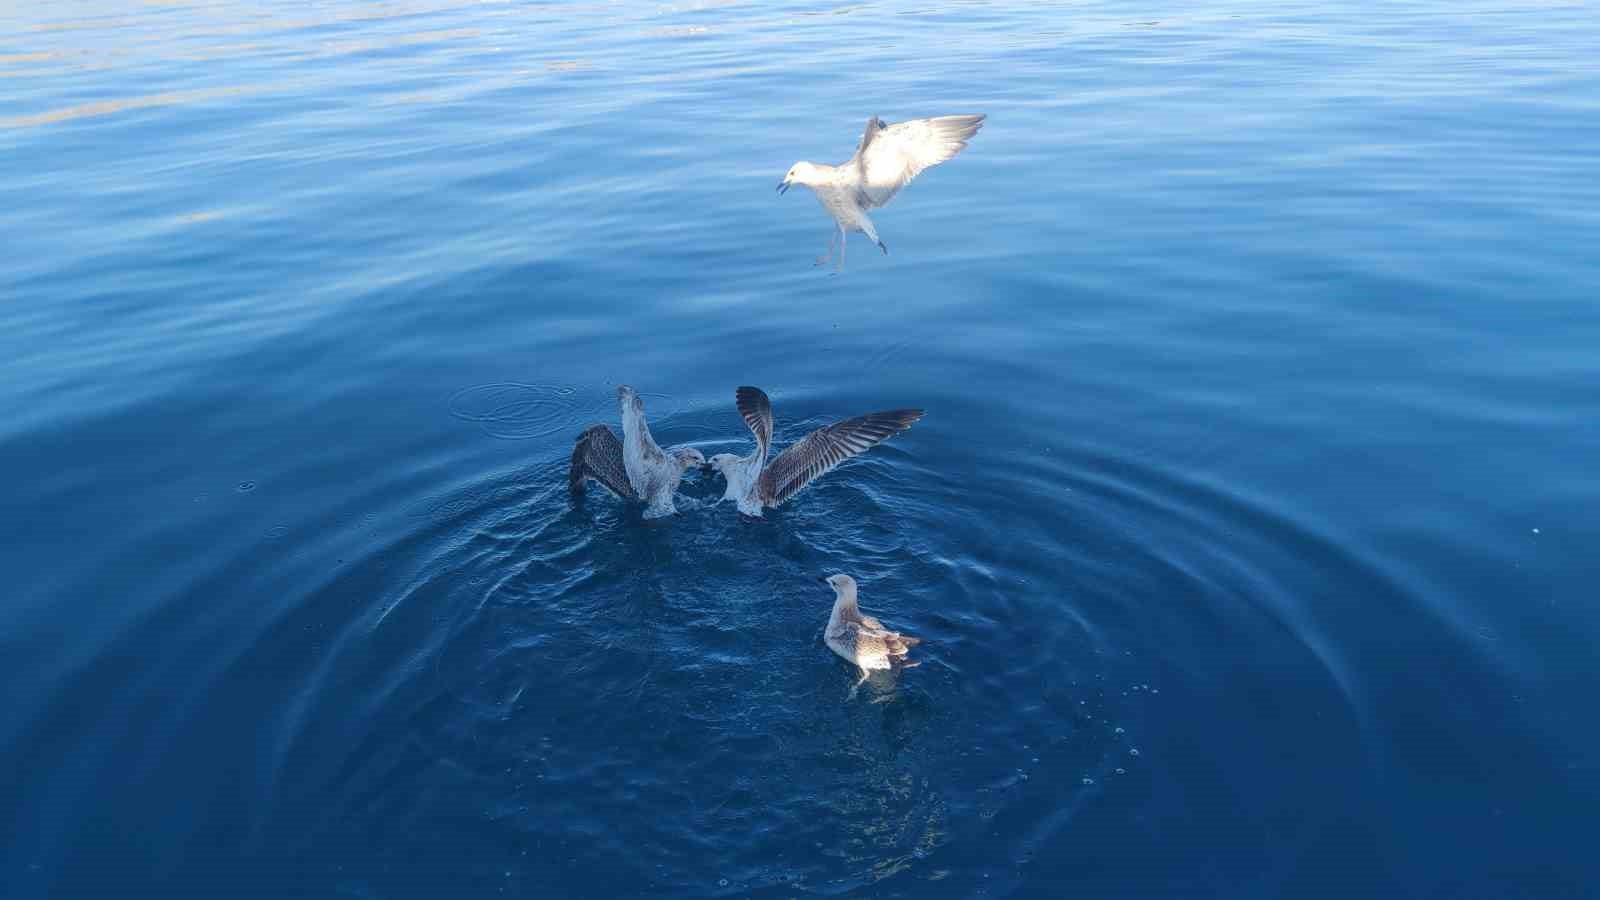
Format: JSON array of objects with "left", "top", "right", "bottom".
[{"left": 3, "top": 1, "right": 1598, "bottom": 897}]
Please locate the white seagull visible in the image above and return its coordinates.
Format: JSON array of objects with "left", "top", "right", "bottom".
[
  {"left": 569, "top": 385, "right": 705, "bottom": 518},
  {"left": 706, "top": 386, "right": 923, "bottom": 517},
  {"left": 778, "top": 113, "right": 986, "bottom": 270},
  {"left": 821, "top": 573, "right": 921, "bottom": 691}
]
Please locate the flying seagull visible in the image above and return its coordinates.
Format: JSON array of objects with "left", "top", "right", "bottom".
[
  {"left": 569, "top": 385, "right": 705, "bottom": 518},
  {"left": 706, "top": 386, "right": 923, "bottom": 517},
  {"left": 778, "top": 113, "right": 985, "bottom": 270},
  {"left": 821, "top": 573, "right": 921, "bottom": 692}
]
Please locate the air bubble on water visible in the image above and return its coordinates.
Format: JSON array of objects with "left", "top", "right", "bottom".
[
  {"left": 1032, "top": 758, "right": 1040, "bottom": 764},
  {"left": 1081, "top": 777, "right": 1093, "bottom": 785},
  {"left": 1129, "top": 748, "right": 1141, "bottom": 757},
  {"left": 1150, "top": 688, "right": 1159, "bottom": 694},
  {"left": 236, "top": 480, "right": 257, "bottom": 492},
  {"left": 1114, "top": 726, "right": 1125, "bottom": 734},
  {"left": 718, "top": 878, "right": 728, "bottom": 887},
  {"left": 1115, "top": 767, "right": 1126, "bottom": 775},
  {"left": 1532, "top": 527, "right": 1540, "bottom": 534}
]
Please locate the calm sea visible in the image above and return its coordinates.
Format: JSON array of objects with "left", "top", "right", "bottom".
[{"left": 3, "top": 1, "right": 1598, "bottom": 897}]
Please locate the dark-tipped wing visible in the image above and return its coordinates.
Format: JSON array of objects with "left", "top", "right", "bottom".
[
  {"left": 856, "top": 114, "right": 985, "bottom": 208},
  {"left": 757, "top": 408, "right": 924, "bottom": 506},
  {"left": 569, "top": 425, "right": 636, "bottom": 501},
  {"left": 736, "top": 386, "right": 773, "bottom": 460},
  {"left": 854, "top": 115, "right": 888, "bottom": 156}
]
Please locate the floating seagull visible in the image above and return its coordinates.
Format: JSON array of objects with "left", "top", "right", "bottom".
[
  {"left": 821, "top": 574, "right": 921, "bottom": 691},
  {"left": 778, "top": 113, "right": 986, "bottom": 270},
  {"left": 706, "top": 386, "right": 923, "bottom": 517},
  {"left": 569, "top": 385, "right": 705, "bottom": 518}
]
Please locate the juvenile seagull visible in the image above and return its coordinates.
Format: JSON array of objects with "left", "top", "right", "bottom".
[
  {"left": 821, "top": 574, "right": 921, "bottom": 691},
  {"left": 707, "top": 386, "right": 923, "bottom": 517},
  {"left": 569, "top": 385, "right": 705, "bottom": 518},
  {"left": 778, "top": 113, "right": 986, "bottom": 270}
]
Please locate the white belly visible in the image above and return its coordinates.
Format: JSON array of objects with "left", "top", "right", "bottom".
[
  {"left": 722, "top": 457, "right": 765, "bottom": 516},
  {"left": 814, "top": 186, "right": 862, "bottom": 230}
]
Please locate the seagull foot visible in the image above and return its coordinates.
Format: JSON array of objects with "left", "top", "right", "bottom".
[{"left": 877, "top": 241, "right": 888, "bottom": 255}]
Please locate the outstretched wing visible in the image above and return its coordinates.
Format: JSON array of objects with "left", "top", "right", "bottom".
[
  {"left": 758, "top": 408, "right": 924, "bottom": 506},
  {"left": 569, "top": 425, "right": 637, "bottom": 501},
  {"left": 736, "top": 386, "right": 774, "bottom": 461},
  {"left": 855, "top": 114, "right": 985, "bottom": 208}
]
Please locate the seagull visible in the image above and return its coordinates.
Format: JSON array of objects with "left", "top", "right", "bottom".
[
  {"left": 568, "top": 385, "right": 705, "bottom": 518},
  {"left": 821, "top": 574, "right": 921, "bottom": 692},
  {"left": 778, "top": 113, "right": 986, "bottom": 270},
  {"left": 706, "top": 386, "right": 923, "bottom": 517}
]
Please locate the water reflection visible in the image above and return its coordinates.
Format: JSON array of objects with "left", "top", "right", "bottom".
[{"left": 2, "top": 85, "right": 262, "bottom": 129}]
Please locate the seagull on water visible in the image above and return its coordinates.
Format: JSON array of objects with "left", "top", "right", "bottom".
[
  {"left": 778, "top": 113, "right": 986, "bottom": 270},
  {"left": 706, "top": 386, "right": 923, "bottom": 517},
  {"left": 569, "top": 385, "right": 705, "bottom": 518},
  {"left": 821, "top": 574, "right": 921, "bottom": 692}
]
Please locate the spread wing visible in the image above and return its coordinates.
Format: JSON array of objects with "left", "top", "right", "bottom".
[
  {"left": 736, "top": 385, "right": 773, "bottom": 461},
  {"left": 854, "top": 114, "right": 985, "bottom": 208},
  {"left": 757, "top": 408, "right": 924, "bottom": 506},
  {"left": 569, "top": 425, "right": 637, "bottom": 501}
]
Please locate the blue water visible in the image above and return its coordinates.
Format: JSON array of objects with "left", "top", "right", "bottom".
[{"left": 4, "top": 1, "right": 1599, "bottom": 897}]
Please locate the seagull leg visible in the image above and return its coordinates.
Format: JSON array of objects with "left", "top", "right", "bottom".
[
  {"left": 859, "top": 217, "right": 887, "bottom": 255},
  {"left": 847, "top": 668, "right": 869, "bottom": 700},
  {"left": 835, "top": 226, "right": 847, "bottom": 273},
  {"left": 814, "top": 228, "right": 837, "bottom": 267}
]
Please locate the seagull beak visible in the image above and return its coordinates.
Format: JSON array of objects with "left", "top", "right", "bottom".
[
  {"left": 777, "top": 180, "right": 789, "bottom": 195},
  {"left": 818, "top": 576, "right": 830, "bottom": 585}
]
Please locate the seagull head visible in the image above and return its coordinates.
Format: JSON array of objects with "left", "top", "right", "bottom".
[
  {"left": 778, "top": 162, "right": 816, "bottom": 194},
  {"left": 706, "top": 452, "right": 739, "bottom": 476},
  {"left": 820, "top": 573, "right": 858, "bottom": 601},
  {"left": 672, "top": 447, "right": 706, "bottom": 473}
]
